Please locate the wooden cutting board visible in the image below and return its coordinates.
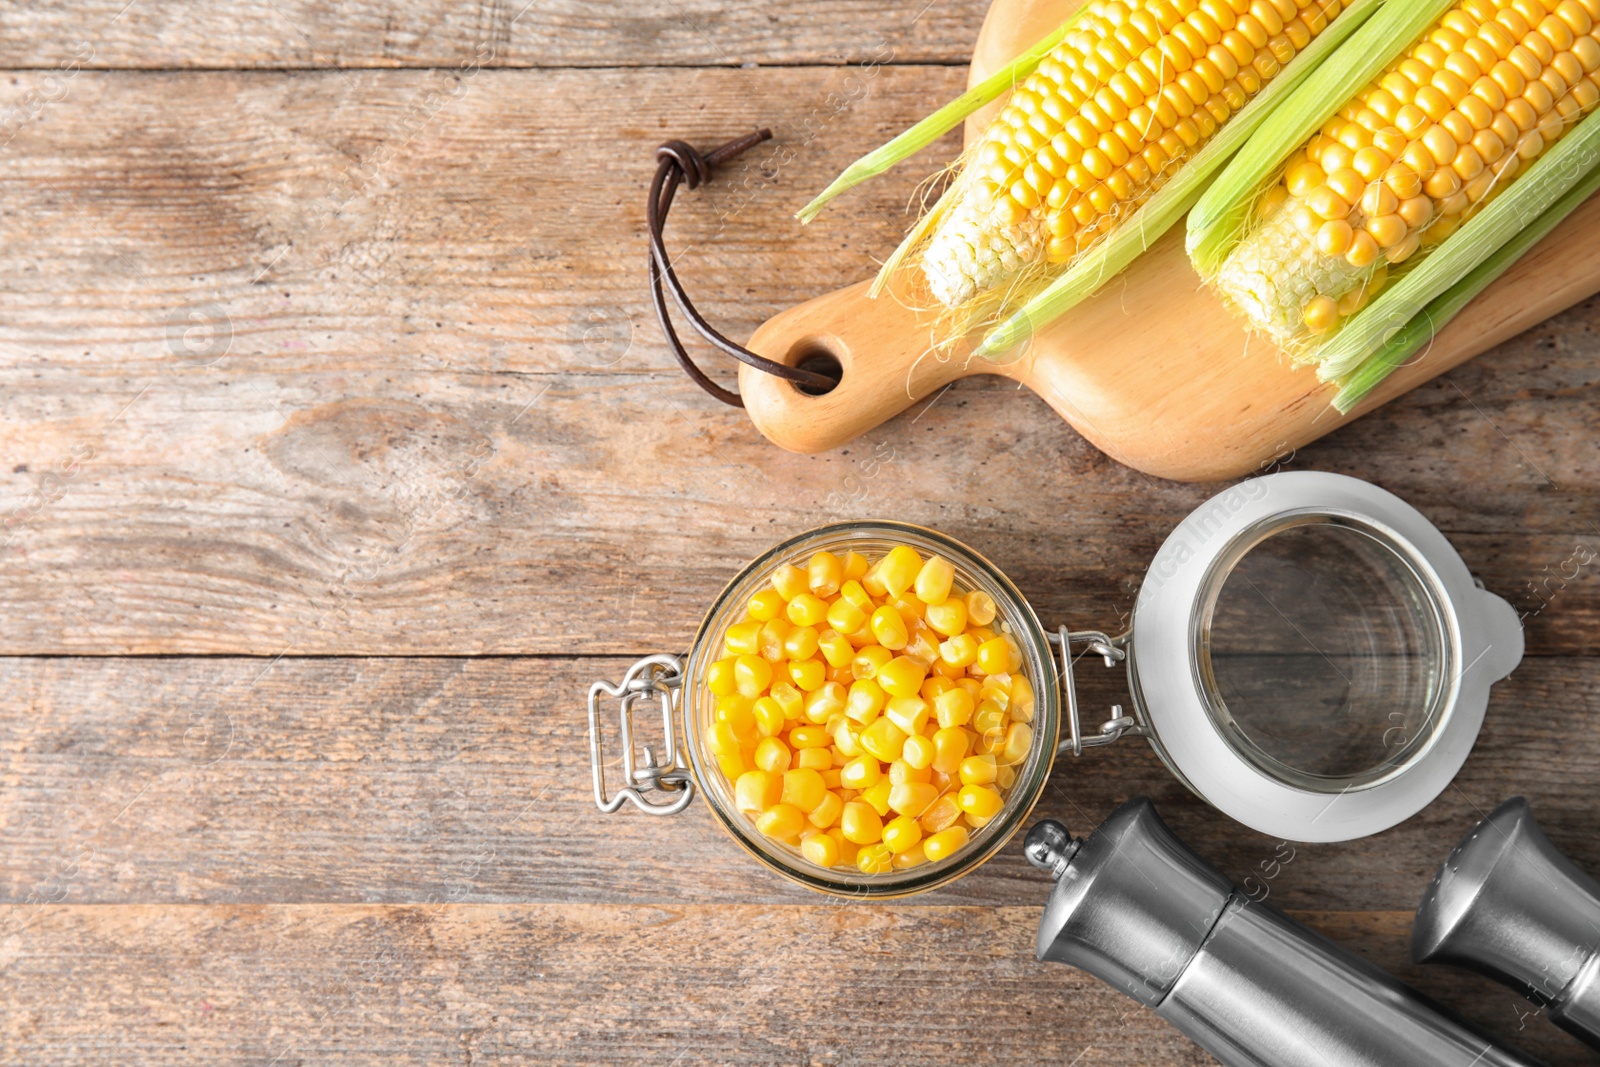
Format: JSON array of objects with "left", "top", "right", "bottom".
[{"left": 739, "top": 0, "right": 1600, "bottom": 482}]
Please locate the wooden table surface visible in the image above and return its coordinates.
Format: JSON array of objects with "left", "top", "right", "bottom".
[{"left": 0, "top": 3, "right": 1597, "bottom": 1064}]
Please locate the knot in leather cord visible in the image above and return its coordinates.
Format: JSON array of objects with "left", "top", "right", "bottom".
[{"left": 648, "top": 130, "right": 842, "bottom": 407}]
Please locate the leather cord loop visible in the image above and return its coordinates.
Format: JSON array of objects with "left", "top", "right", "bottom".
[{"left": 648, "top": 130, "right": 841, "bottom": 407}]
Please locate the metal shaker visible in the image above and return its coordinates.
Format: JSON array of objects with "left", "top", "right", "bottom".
[
  {"left": 1026, "top": 799, "right": 1543, "bottom": 1067},
  {"left": 1413, "top": 796, "right": 1600, "bottom": 1051}
]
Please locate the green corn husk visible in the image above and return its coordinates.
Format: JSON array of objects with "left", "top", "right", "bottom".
[
  {"left": 796, "top": 12, "right": 1089, "bottom": 226},
  {"left": 1185, "top": 0, "right": 1457, "bottom": 278},
  {"left": 970, "top": 0, "right": 1386, "bottom": 362},
  {"left": 1332, "top": 156, "right": 1600, "bottom": 412},
  {"left": 1317, "top": 105, "right": 1600, "bottom": 387}
]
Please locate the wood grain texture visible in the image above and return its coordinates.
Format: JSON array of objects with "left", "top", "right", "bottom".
[
  {"left": 0, "top": 352, "right": 1595, "bottom": 656},
  {"left": 2, "top": 655, "right": 1597, "bottom": 914},
  {"left": 0, "top": 66, "right": 966, "bottom": 377},
  {"left": 0, "top": 1, "right": 982, "bottom": 69},
  {"left": 0, "top": 901, "right": 1587, "bottom": 1066}
]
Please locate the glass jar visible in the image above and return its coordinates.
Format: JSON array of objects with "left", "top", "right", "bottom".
[{"left": 588, "top": 472, "right": 1523, "bottom": 895}]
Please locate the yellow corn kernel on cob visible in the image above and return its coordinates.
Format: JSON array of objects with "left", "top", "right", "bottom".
[
  {"left": 921, "top": 0, "right": 1348, "bottom": 308},
  {"left": 1217, "top": 0, "right": 1600, "bottom": 346}
]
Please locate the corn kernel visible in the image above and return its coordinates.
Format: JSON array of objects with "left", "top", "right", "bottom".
[
  {"left": 801, "top": 830, "right": 840, "bottom": 867},
  {"left": 753, "top": 736, "right": 792, "bottom": 773},
  {"left": 808, "top": 790, "right": 844, "bottom": 829},
  {"left": 922, "top": 826, "right": 971, "bottom": 862},
  {"left": 892, "top": 842, "right": 928, "bottom": 869},
  {"left": 939, "top": 633, "right": 979, "bottom": 668},
  {"left": 902, "top": 734, "right": 935, "bottom": 770},
  {"left": 859, "top": 778, "right": 894, "bottom": 817},
  {"left": 856, "top": 843, "right": 893, "bottom": 873},
  {"left": 885, "top": 695, "right": 931, "bottom": 735},
  {"left": 769, "top": 682, "right": 804, "bottom": 720},
  {"left": 888, "top": 758, "right": 931, "bottom": 786},
  {"left": 840, "top": 755, "right": 882, "bottom": 790},
  {"left": 904, "top": 630, "right": 941, "bottom": 667},
  {"left": 724, "top": 621, "right": 762, "bottom": 656},
  {"left": 859, "top": 717, "right": 909, "bottom": 762},
  {"left": 795, "top": 746, "right": 833, "bottom": 772},
  {"left": 826, "top": 598, "right": 867, "bottom": 634},
  {"left": 789, "top": 725, "right": 832, "bottom": 749},
  {"left": 878, "top": 546, "right": 923, "bottom": 598},
  {"left": 734, "top": 655, "right": 773, "bottom": 698},
  {"left": 758, "top": 618, "right": 790, "bottom": 662},
  {"left": 853, "top": 645, "right": 893, "bottom": 680},
  {"left": 960, "top": 753, "right": 1000, "bottom": 786},
  {"left": 888, "top": 782, "right": 941, "bottom": 819},
  {"left": 920, "top": 675, "right": 955, "bottom": 702},
  {"left": 717, "top": 750, "right": 750, "bottom": 780},
  {"left": 925, "top": 596, "right": 969, "bottom": 637},
  {"left": 736, "top": 770, "right": 782, "bottom": 813},
  {"left": 975, "top": 637, "right": 1013, "bottom": 675},
  {"left": 718, "top": 702, "right": 759, "bottom": 743},
  {"left": 831, "top": 718, "right": 863, "bottom": 758},
  {"left": 841, "top": 800, "right": 885, "bottom": 844},
  {"left": 884, "top": 814, "right": 924, "bottom": 854},
  {"left": 919, "top": 794, "right": 962, "bottom": 834},
  {"left": 828, "top": 827, "right": 860, "bottom": 866},
  {"left": 786, "top": 593, "right": 829, "bottom": 627},
  {"left": 933, "top": 687, "right": 976, "bottom": 728},
  {"left": 959, "top": 784, "right": 1005, "bottom": 819},
  {"left": 782, "top": 768, "right": 828, "bottom": 812},
  {"left": 817, "top": 630, "right": 855, "bottom": 668},
  {"left": 846, "top": 679, "right": 887, "bottom": 723},
  {"left": 751, "top": 697, "right": 785, "bottom": 738},
  {"left": 756, "top": 803, "right": 807, "bottom": 842},
  {"left": 914, "top": 556, "right": 956, "bottom": 605},
  {"left": 772, "top": 564, "right": 808, "bottom": 601},
  {"left": 1003, "top": 722, "right": 1035, "bottom": 765},
  {"left": 1010, "top": 675, "right": 1036, "bottom": 722},
  {"left": 707, "top": 658, "right": 738, "bottom": 697},
  {"left": 932, "top": 726, "right": 973, "bottom": 774},
  {"left": 808, "top": 552, "right": 844, "bottom": 597},
  {"left": 876, "top": 656, "right": 929, "bottom": 698},
  {"left": 804, "top": 682, "right": 846, "bottom": 724},
  {"left": 708, "top": 720, "right": 743, "bottom": 757},
  {"left": 787, "top": 658, "right": 826, "bottom": 692},
  {"left": 870, "top": 605, "right": 910, "bottom": 651},
  {"left": 965, "top": 590, "right": 997, "bottom": 625},
  {"left": 747, "top": 588, "right": 785, "bottom": 622}
]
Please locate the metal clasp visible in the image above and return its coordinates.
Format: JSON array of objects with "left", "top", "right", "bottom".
[
  {"left": 1049, "top": 626, "right": 1143, "bottom": 756},
  {"left": 588, "top": 654, "right": 695, "bottom": 816}
]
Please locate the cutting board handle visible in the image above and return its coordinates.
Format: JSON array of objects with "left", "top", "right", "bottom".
[{"left": 740, "top": 280, "right": 990, "bottom": 453}]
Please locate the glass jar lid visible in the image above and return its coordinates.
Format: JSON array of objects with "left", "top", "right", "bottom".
[{"left": 1128, "top": 472, "right": 1522, "bottom": 842}]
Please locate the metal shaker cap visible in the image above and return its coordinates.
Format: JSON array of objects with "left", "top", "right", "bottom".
[
  {"left": 1029, "top": 799, "right": 1231, "bottom": 1007},
  {"left": 1413, "top": 796, "right": 1600, "bottom": 1007}
]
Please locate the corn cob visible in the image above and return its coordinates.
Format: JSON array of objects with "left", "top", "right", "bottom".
[
  {"left": 1212, "top": 0, "right": 1600, "bottom": 349},
  {"left": 919, "top": 0, "right": 1351, "bottom": 309}
]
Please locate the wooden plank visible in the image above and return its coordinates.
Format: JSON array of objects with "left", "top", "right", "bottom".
[
  {"left": 2, "top": 656, "right": 1596, "bottom": 914},
  {"left": 0, "top": 2, "right": 983, "bottom": 70},
  {"left": 0, "top": 66, "right": 966, "bottom": 377},
  {"left": 0, "top": 362, "right": 1594, "bottom": 655},
  {"left": 0, "top": 901, "right": 1587, "bottom": 1066}
]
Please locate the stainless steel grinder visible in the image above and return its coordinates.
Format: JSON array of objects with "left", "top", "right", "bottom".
[
  {"left": 1025, "top": 799, "right": 1544, "bottom": 1067},
  {"left": 1413, "top": 796, "right": 1600, "bottom": 1052}
]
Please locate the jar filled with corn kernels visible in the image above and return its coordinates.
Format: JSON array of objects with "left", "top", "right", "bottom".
[
  {"left": 589, "top": 521, "right": 1059, "bottom": 897},
  {"left": 588, "top": 474, "right": 1527, "bottom": 895}
]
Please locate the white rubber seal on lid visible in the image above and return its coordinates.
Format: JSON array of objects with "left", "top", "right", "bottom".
[{"left": 1130, "top": 471, "right": 1522, "bottom": 843}]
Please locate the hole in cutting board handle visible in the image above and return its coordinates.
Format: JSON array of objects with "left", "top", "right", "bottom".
[{"left": 787, "top": 342, "right": 843, "bottom": 397}]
